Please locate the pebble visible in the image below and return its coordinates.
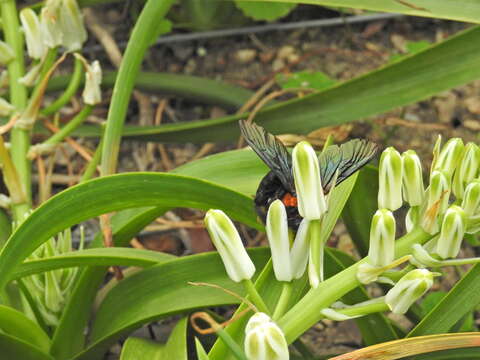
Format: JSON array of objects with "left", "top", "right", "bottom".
[
  {"left": 463, "top": 119, "right": 480, "bottom": 131},
  {"left": 233, "top": 49, "right": 257, "bottom": 64},
  {"left": 277, "top": 45, "right": 295, "bottom": 60},
  {"left": 272, "top": 58, "right": 285, "bottom": 72},
  {"left": 464, "top": 96, "right": 480, "bottom": 114}
]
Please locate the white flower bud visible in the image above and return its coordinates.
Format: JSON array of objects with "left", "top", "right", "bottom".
[
  {"left": 368, "top": 209, "right": 396, "bottom": 267},
  {"left": 266, "top": 200, "right": 292, "bottom": 282},
  {"left": 402, "top": 150, "right": 424, "bottom": 206},
  {"left": 421, "top": 170, "right": 450, "bottom": 234},
  {"left": 0, "top": 97, "right": 15, "bottom": 116},
  {"left": 452, "top": 143, "right": 480, "bottom": 199},
  {"left": 82, "top": 59, "right": 102, "bottom": 105},
  {"left": 20, "top": 8, "right": 47, "bottom": 59},
  {"left": 41, "top": 0, "right": 63, "bottom": 48},
  {"left": 410, "top": 244, "right": 442, "bottom": 268},
  {"left": 0, "top": 41, "right": 15, "bottom": 65},
  {"left": 292, "top": 141, "right": 327, "bottom": 220},
  {"left": 289, "top": 218, "right": 310, "bottom": 280},
  {"left": 433, "top": 138, "right": 464, "bottom": 179},
  {"left": 385, "top": 269, "right": 435, "bottom": 314},
  {"left": 435, "top": 205, "right": 466, "bottom": 259},
  {"left": 59, "top": 0, "right": 87, "bottom": 51},
  {"left": 378, "top": 147, "right": 403, "bottom": 211},
  {"left": 204, "top": 209, "right": 255, "bottom": 282},
  {"left": 462, "top": 180, "right": 480, "bottom": 217},
  {"left": 245, "top": 313, "right": 289, "bottom": 360}
]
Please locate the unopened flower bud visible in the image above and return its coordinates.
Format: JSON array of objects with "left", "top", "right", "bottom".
[
  {"left": 405, "top": 206, "right": 420, "bottom": 233},
  {"left": 462, "top": 180, "right": 480, "bottom": 217},
  {"left": 20, "top": 8, "right": 46, "bottom": 59},
  {"left": 433, "top": 138, "right": 464, "bottom": 179},
  {"left": 204, "top": 209, "right": 255, "bottom": 282},
  {"left": 266, "top": 200, "right": 292, "bottom": 282},
  {"left": 411, "top": 244, "right": 442, "bottom": 268},
  {"left": 292, "top": 141, "right": 327, "bottom": 220},
  {"left": 385, "top": 269, "right": 436, "bottom": 314},
  {"left": 245, "top": 313, "right": 289, "bottom": 360},
  {"left": 378, "top": 147, "right": 403, "bottom": 211},
  {"left": 0, "top": 97, "right": 15, "bottom": 116},
  {"left": 421, "top": 170, "right": 450, "bottom": 234},
  {"left": 77, "top": 56, "right": 102, "bottom": 105},
  {"left": 41, "top": 0, "right": 63, "bottom": 48},
  {"left": 435, "top": 205, "right": 466, "bottom": 259},
  {"left": 368, "top": 209, "right": 396, "bottom": 267},
  {"left": 290, "top": 218, "right": 310, "bottom": 280},
  {"left": 0, "top": 41, "right": 15, "bottom": 65},
  {"left": 452, "top": 143, "right": 480, "bottom": 199},
  {"left": 402, "top": 150, "right": 424, "bottom": 206},
  {"left": 59, "top": 0, "right": 87, "bottom": 51}
]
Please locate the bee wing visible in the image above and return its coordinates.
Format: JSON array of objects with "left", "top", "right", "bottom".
[
  {"left": 319, "top": 139, "right": 378, "bottom": 193},
  {"left": 239, "top": 120, "right": 294, "bottom": 192}
]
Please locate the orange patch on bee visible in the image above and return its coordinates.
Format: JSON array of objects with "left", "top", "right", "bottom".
[{"left": 282, "top": 193, "right": 298, "bottom": 207}]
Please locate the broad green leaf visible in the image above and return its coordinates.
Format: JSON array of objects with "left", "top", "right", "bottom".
[
  {"left": 72, "top": 249, "right": 271, "bottom": 360},
  {"left": 0, "top": 173, "right": 259, "bottom": 291},
  {"left": 0, "top": 305, "right": 51, "bottom": 353},
  {"left": 236, "top": 0, "right": 480, "bottom": 23},
  {"left": 407, "top": 263, "right": 480, "bottom": 337},
  {"left": 70, "top": 26, "right": 480, "bottom": 143},
  {"left": 234, "top": 1, "right": 296, "bottom": 21},
  {"left": 0, "top": 332, "right": 54, "bottom": 360},
  {"left": 120, "top": 317, "right": 188, "bottom": 360},
  {"left": 14, "top": 248, "right": 175, "bottom": 279},
  {"left": 276, "top": 70, "right": 336, "bottom": 91},
  {"left": 413, "top": 347, "right": 480, "bottom": 360},
  {"left": 342, "top": 166, "right": 378, "bottom": 257}
]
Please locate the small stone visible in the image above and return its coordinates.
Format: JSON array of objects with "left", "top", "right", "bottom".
[
  {"left": 277, "top": 45, "right": 295, "bottom": 60},
  {"left": 272, "top": 58, "right": 285, "bottom": 72},
  {"left": 287, "top": 53, "right": 300, "bottom": 64},
  {"left": 464, "top": 119, "right": 480, "bottom": 131},
  {"left": 390, "top": 34, "right": 407, "bottom": 53},
  {"left": 233, "top": 49, "right": 257, "bottom": 64},
  {"left": 464, "top": 97, "right": 480, "bottom": 114}
]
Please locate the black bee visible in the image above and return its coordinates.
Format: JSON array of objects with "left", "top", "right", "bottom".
[{"left": 239, "top": 120, "right": 378, "bottom": 230}]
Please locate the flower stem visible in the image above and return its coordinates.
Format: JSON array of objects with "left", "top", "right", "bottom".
[
  {"left": 215, "top": 327, "right": 248, "bottom": 360},
  {"left": 43, "top": 105, "right": 93, "bottom": 145},
  {"left": 273, "top": 281, "right": 293, "bottom": 320},
  {"left": 242, "top": 279, "right": 270, "bottom": 315}
]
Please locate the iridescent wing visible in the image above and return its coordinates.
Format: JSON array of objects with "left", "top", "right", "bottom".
[
  {"left": 319, "top": 139, "right": 378, "bottom": 193},
  {"left": 239, "top": 120, "right": 295, "bottom": 192}
]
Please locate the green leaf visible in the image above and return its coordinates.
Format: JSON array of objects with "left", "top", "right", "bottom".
[
  {"left": 195, "top": 338, "right": 210, "bottom": 360},
  {"left": 120, "top": 317, "right": 188, "bottom": 360},
  {"left": 235, "top": 0, "right": 480, "bottom": 23},
  {"left": 276, "top": 70, "right": 336, "bottom": 91},
  {"left": 234, "top": 1, "right": 296, "bottom": 21},
  {"left": 0, "top": 305, "right": 51, "bottom": 353},
  {"left": 0, "top": 173, "right": 260, "bottom": 291},
  {"left": 0, "top": 332, "right": 54, "bottom": 360},
  {"left": 72, "top": 249, "right": 271, "bottom": 360},
  {"left": 390, "top": 40, "right": 432, "bottom": 63},
  {"left": 407, "top": 263, "right": 480, "bottom": 337},
  {"left": 69, "top": 26, "right": 480, "bottom": 143}
]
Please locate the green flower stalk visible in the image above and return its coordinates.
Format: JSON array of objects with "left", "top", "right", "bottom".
[
  {"left": 385, "top": 269, "right": 436, "bottom": 314},
  {"left": 452, "top": 143, "right": 480, "bottom": 199},
  {"left": 402, "top": 150, "right": 424, "bottom": 206},
  {"left": 292, "top": 141, "right": 327, "bottom": 220},
  {"left": 0, "top": 41, "right": 15, "bottom": 65},
  {"left": 378, "top": 147, "right": 403, "bottom": 211},
  {"left": 20, "top": 8, "right": 46, "bottom": 60},
  {"left": 435, "top": 205, "right": 466, "bottom": 259},
  {"left": 368, "top": 209, "right": 396, "bottom": 267},
  {"left": 245, "top": 312, "right": 289, "bottom": 360},
  {"left": 421, "top": 170, "right": 450, "bottom": 234},
  {"left": 433, "top": 138, "right": 464, "bottom": 179},
  {"left": 204, "top": 209, "right": 255, "bottom": 282},
  {"left": 59, "top": 0, "right": 87, "bottom": 51}
]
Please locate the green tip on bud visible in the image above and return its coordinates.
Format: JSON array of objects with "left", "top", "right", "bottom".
[
  {"left": 204, "top": 209, "right": 255, "bottom": 282},
  {"left": 245, "top": 312, "right": 289, "bottom": 360},
  {"left": 368, "top": 209, "right": 396, "bottom": 267},
  {"left": 385, "top": 269, "right": 436, "bottom": 314},
  {"left": 20, "top": 8, "right": 47, "bottom": 59},
  {"left": 402, "top": 150, "right": 424, "bottom": 206},
  {"left": 433, "top": 138, "right": 464, "bottom": 179},
  {"left": 452, "top": 143, "right": 480, "bottom": 199},
  {"left": 462, "top": 180, "right": 480, "bottom": 217},
  {"left": 266, "top": 200, "right": 292, "bottom": 282},
  {"left": 421, "top": 170, "right": 450, "bottom": 234},
  {"left": 59, "top": 0, "right": 87, "bottom": 51},
  {"left": 0, "top": 41, "right": 15, "bottom": 65},
  {"left": 378, "top": 147, "right": 403, "bottom": 211},
  {"left": 292, "top": 141, "right": 327, "bottom": 220},
  {"left": 435, "top": 205, "right": 466, "bottom": 259},
  {"left": 0, "top": 97, "right": 15, "bottom": 117}
]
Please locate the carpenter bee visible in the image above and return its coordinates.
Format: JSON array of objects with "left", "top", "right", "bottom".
[{"left": 239, "top": 120, "right": 378, "bottom": 230}]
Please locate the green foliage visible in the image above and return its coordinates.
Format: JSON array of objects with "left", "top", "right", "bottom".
[
  {"left": 276, "top": 70, "right": 337, "bottom": 91},
  {"left": 389, "top": 40, "right": 432, "bottom": 63},
  {"left": 234, "top": 1, "right": 297, "bottom": 21}
]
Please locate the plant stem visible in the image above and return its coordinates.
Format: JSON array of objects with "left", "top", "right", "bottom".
[
  {"left": 100, "top": 0, "right": 175, "bottom": 176},
  {"left": 80, "top": 138, "right": 102, "bottom": 183},
  {"left": 273, "top": 281, "right": 292, "bottom": 320},
  {"left": 43, "top": 106, "right": 93, "bottom": 146},
  {"left": 41, "top": 56, "right": 83, "bottom": 116},
  {"left": 308, "top": 219, "right": 324, "bottom": 286},
  {"left": 278, "top": 226, "right": 432, "bottom": 343},
  {"left": 1, "top": 0, "right": 31, "bottom": 219},
  {"left": 242, "top": 279, "right": 270, "bottom": 315},
  {"left": 0, "top": 136, "right": 27, "bottom": 207},
  {"left": 216, "top": 327, "right": 248, "bottom": 360}
]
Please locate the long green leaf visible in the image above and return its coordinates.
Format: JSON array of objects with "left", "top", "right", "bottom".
[
  {"left": 73, "top": 249, "right": 271, "bottom": 360},
  {"left": 0, "top": 332, "right": 54, "bottom": 360},
  {"left": 237, "top": 0, "right": 480, "bottom": 23},
  {"left": 0, "top": 173, "right": 259, "bottom": 291},
  {"left": 70, "top": 26, "right": 480, "bottom": 143},
  {"left": 120, "top": 317, "right": 188, "bottom": 360}
]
